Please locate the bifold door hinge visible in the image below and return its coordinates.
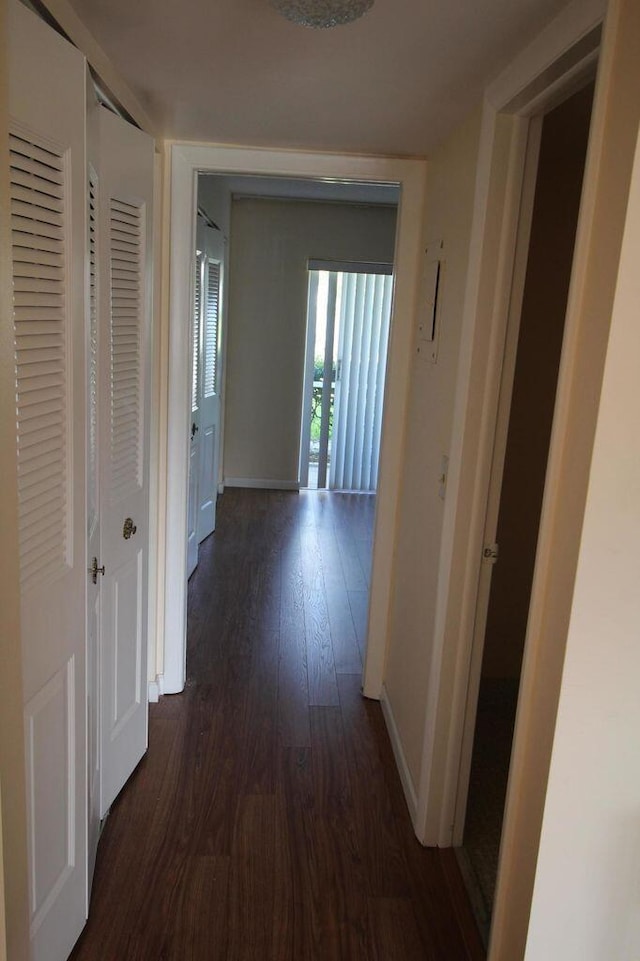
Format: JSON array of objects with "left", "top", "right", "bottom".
[
  {"left": 483, "top": 543, "right": 499, "bottom": 564},
  {"left": 88, "top": 556, "right": 105, "bottom": 584}
]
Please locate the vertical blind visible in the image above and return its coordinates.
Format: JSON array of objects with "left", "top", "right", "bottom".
[{"left": 330, "top": 271, "right": 393, "bottom": 492}]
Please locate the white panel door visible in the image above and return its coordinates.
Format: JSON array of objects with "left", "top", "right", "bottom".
[
  {"left": 186, "top": 247, "right": 202, "bottom": 579},
  {"left": 97, "top": 106, "right": 154, "bottom": 816},
  {"left": 197, "top": 226, "right": 223, "bottom": 541},
  {"left": 8, "top": 2, "right": 88, "bottom": 959},
  {"left": 187, "top": 219, "right": 223, "bottom": 572},
  {"left": 86, "top": 168, "right": 101, "bottom": 884},
  {"left": 86, "top": 84, "right": 101, "bottom": 893}
]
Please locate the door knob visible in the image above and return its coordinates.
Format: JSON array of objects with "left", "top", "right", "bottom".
[
  {"left": 191, "top": 422, "right": 199, "bottom": 438},
  {"left": 88, "top": 557, "right": 105, "bottom": 584}
]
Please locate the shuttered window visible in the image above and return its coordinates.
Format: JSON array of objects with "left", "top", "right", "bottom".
[
  {"left": 10, "top": 130, "right": 69, "bottom": 588},
  {"left": 204, "top": 260, "right": 220, "bottom": 398},
  {"left": 109, "top": 197, "right": 143, "bottom": 499},
  {"left": 88, "top": 171, "right": 98, "bottom": 536}
]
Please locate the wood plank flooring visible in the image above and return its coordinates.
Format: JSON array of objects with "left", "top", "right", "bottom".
[{"left": 70, "top": 489, "right": 484, "bottom": 961}]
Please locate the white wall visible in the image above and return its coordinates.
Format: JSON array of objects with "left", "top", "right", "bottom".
[
  {"left": 384, "top": 106, "right": 483, "bottom": 788},
  {"left": 224, "top": 198, "right": 397, "bottom": 487},
  {"left": 524, "top": 117, "right": 640, "bottom": 961}
]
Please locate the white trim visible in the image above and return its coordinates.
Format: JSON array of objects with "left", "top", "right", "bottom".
[
  {"left": 162, "top": 141, "right": 427, "bottom": 697},
  {"left": 414, "top": 0, "right": 606, "bottom": 854},
  {"left": 307, "top": 259, "right": 393, "bottom": 275},
  {"left": 224, "top": 477, "right": 301, "bottom": 491},
  {"left": 147, "top": 678, "right": 160, "bottom": 703},
  {"left": 38, "top": 0, "right": 159, "bottom": 138},
  {"left": 380, "top": 685, "right": 417, "bottom": 821},
  {"left": 486, "top": 0, "right": 604, "bottom": 111}
]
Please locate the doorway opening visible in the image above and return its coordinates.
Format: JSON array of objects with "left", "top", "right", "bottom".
[
  {"left": 165, "top": 144, "right": 422, "bottom": 700},
  {"left": 300, "top": 263, "right": 393, "bottom": 491},
  {"left": 455, "top": 80, "right": 595, "bottom": 942},
  {"left": 179, "top": 170, "right": 401, "bottom": 686}
]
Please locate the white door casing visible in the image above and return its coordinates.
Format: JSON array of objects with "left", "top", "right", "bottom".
[
  {"left": 97, "top": 105, "right": 154, "bottom": 817},
  {"left": 9, "top": 2, "right": 88, "bottom": 958},
  {"left": 165, "top": 144, "right": 428, "bottom": 695}
]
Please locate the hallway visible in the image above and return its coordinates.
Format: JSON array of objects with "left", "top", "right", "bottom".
[{"left": 70, "top": 489, "right": 483, "bottom": 960}]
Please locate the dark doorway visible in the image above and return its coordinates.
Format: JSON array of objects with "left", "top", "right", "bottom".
[{"left": 458, "top": 80, "right": 595, "bottom": 941}]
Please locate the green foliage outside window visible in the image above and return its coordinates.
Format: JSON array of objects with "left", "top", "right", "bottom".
[{"left": 310, "top": 357, "right": 336, "bottom": 444}]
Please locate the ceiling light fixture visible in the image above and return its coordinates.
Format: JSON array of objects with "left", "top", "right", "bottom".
[{"left": 269, "top": 0, "right": 374, "bottom": 28}]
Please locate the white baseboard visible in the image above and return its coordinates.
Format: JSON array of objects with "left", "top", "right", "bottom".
[
  {"left": 224, "top": 477, "right": 300, "bottom": 491},
  {"left": 380, "top": 684, "right": 418, "bottom": 822},
  {"left": 148, "top": 675, "right": 164, "bottom": 702}
]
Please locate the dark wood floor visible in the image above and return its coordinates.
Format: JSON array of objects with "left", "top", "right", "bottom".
[{"left": 70, "top": 489, "right": 484, "bottom": 961}]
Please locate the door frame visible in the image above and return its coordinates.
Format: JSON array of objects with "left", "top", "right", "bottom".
[
  {"left": 162, "top": 145, "right": 427, "bottom": 695},
  {"left": 414, "top": 0, "right": 604, "bottom": 847},
  {"left": 410, "top": 0, "right": 640, "bottom": 957},
  {"left": 450, "top": 110, "right": 543, "bottom": 848}
]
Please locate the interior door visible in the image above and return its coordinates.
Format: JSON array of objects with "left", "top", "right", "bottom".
[
  {"left": 9, "top": 2, "right": 88, "bottom": 958},
  {"left": 86, "top": 87, "right": 101, "bottom": 888},
  {"left": 197, "top": 225, "right": 223, "bottom": 541},
  {"left": 187, "top": 220, "right": 222, "bottom": 573},
  {"left": 97, "top": 105, "right": 154, "bottom": 816},
  {"left": 186, "top": 244, "right": 203, "bottom": 578}
]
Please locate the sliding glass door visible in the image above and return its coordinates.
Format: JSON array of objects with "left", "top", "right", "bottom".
[{"left": 300, "top": 261, "right": 393, "bottom": 492}]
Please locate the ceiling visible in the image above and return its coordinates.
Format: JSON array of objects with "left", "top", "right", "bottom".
[{"left": 68, "top": 0, "right": 571, "bottom": 157}]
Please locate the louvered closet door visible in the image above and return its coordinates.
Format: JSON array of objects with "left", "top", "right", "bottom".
[
  {"left": 9, "top": 2, "right": 88, "bottom": 959},
  {"left": 97, "top": 105, "right": 154, "bottom": 816},
  {"left": 86, "top": 81, "right": 102, "bottom": 894},
  {"left": 197, "top": 225, "right": 223, "bottom": 541}
]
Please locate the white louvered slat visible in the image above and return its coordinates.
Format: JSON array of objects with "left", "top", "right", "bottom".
[
  {"left": 204, "top": 260, "right": 219, "bottom": 398},
  {"left": 109, "top": 196, "right": 143, "bottom": 499},
  {"left": 10, "top": 130, "right": 68, "bottom": 589}
]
